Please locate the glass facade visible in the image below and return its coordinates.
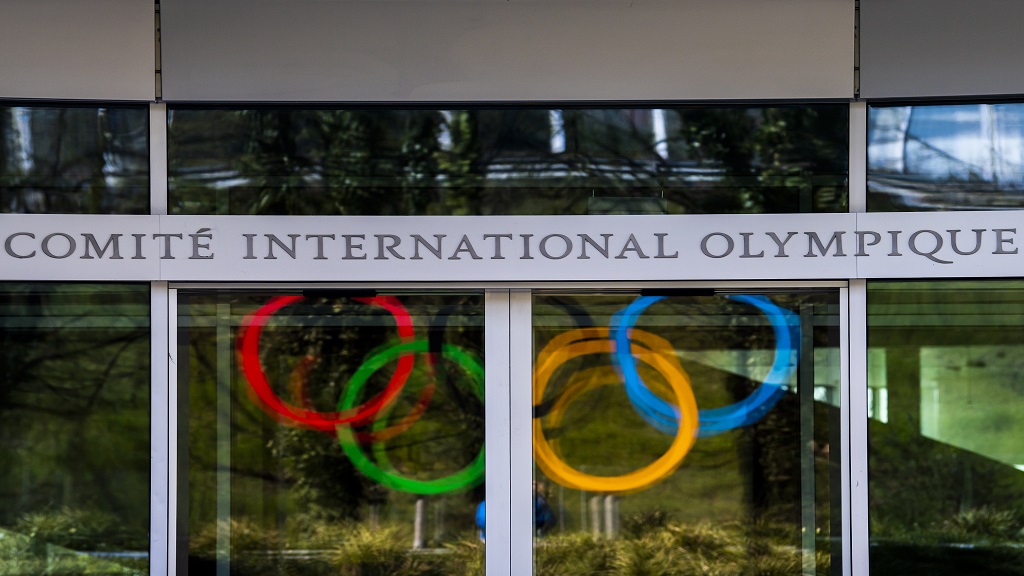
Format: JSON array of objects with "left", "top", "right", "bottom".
[
  {"left": 167, "top": 106, "right": 848, "bottom": 216},
  {"left": 531, "top": 291, "right": 841, "bottom": 575},
  {"left": 6, "top": 94, "right": 1024, "bottom": 576},
  {"left": 868, "top": 281, "right": 1024, "bottom": 575},
  {"left": 0, "top": 283, "right": 151, "bottom": 575},
  {"left": 177, "top": 291, "right": 485, "bottom": 576},
  {"left": 0, "top": 105, "right": 150, "bottom": 214}
]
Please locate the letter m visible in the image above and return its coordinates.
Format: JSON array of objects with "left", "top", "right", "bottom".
[
  {"left": 81, "top": 234, "right": 123, "bottom": 259},
  {"left": 805, "top": 232, "right": 846, "bottom": 257}
]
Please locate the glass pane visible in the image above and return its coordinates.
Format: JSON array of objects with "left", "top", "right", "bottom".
[
  {"left": 178, "top": 291, "right": 485, "bottom": 576},
  {"left": 0, "top": 105, "right": 149, "bottom": 214},
  {"left": 0, "top": 283, "right": 151, "bottom": 574},
  {"left": 531, "top": 291, "right": 841, "bottom": 575},
  {"left": 869, "top": 103, "right": 1024, "bottom": 211},
  {"left": 869, "top": 281, "right": 1024, "bottom": 575},
  {"left": 168, "top": 106, "right": 848, "bottom": 215}
]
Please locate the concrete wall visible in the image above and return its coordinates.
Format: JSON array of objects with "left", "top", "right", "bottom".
[
  {"left": 860, "top": 0, "right": 1024, "bottom": 99},
  {"left": 160, "top": 0, "right": 854, "bottom": 102},
  {"left": 10, "top": 1, "right": 1024, "bottom": 103},
  {"left": 0, "top": 0, "right": 154, "bottom": 101}
]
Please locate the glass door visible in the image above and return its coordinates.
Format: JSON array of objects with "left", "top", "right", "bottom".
[
  {"left": 528, "top": 289, "right": 843, "bottom": 576},
  {"left": 174, "top": 289, "right": 486, "bottom": 575},
  {"left": 170, "top": 285, "right": 845, "bottom": 576}
]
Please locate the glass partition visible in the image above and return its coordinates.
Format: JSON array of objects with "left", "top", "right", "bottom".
[
  {"left": 0, "top": 283, "right": 151, "bottom": 575},
  {"left": 868, "top": 281, "right": 1024, "bottom": 575},
  {"left": 0, "top": 105, "right": 149, "bottom": 214},
  {"left": 168, "top": 106, "right": 848, "bottom": 216},
  {"left": 531, "top": 291, "right": 841, "bottom": 575},
  {"left": 177, "top": 291, "right": 485, "bottom": 576},
  {"left": 869, "top": 102, "right": 1024, "bottom": 211}
]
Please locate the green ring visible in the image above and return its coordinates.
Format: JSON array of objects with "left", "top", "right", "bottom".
[{"left": 337, "top": 339, "right": 485, "bottom": 495}]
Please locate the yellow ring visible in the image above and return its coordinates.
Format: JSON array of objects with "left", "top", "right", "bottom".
[{"left": 533, "top": 327, "right": 699, "bottom": 494}]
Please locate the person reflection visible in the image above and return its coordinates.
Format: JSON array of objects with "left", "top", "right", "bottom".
[{"left": 474, "top": 482, "right": 557, "bottom": 541}]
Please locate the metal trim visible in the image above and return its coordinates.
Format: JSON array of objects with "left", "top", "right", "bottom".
[
  {"left": 848, "top": 279, "right": 870, "bottom": 576},
  {"left": 150, "top": 102, "right": 168, "bottom": 215},
  {"left": 485, "top": 290, "right": 512, "bottom": 576},
  {"left": 167, "top": 287, "right": 179, "bottom": 576},
  {"left": 509, "top": 290, "right": 534, "bottom": 575},
  {"left": 150, "top": 281, "right": 170, "bottom": 576}
]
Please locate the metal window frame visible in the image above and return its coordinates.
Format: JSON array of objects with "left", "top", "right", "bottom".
[
  {"left": 159, "top": 280, "right": 848, "bottom": 576},
  {"left": 848, "top": 101, "right": 870, "bottom": 576}
]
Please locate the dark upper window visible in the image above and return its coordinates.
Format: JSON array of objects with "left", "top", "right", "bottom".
[
  {"left": 0, "top": 104, "right": 149, "bottom": 214},
  {"left": 168, "top": 106, "right": 848, "bottom": 216}
]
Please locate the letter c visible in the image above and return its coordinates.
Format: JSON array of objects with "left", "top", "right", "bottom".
[{"left": 4, "top": 232, "right": 36, "bottom": 259}]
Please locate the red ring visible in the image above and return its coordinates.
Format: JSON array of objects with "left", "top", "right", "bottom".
[{"left": 236, "top": 295, "right": 415, "bottom": 431}]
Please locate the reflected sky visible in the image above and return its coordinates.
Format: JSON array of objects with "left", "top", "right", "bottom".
[{"left": 869, "top": 103, "right": 1024, "bottom": 210}]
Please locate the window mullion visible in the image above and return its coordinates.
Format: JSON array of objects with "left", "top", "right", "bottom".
[
  {"left": 485, "top": 290, "right": 513, "bottom": 576},
  {"left": 509, "top": 290, "right": 534, "bottom": 575}
]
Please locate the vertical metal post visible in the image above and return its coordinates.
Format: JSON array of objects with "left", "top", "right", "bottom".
[
  {"left": 509, "top": 290, "right": 534, "bottom": 574},
  {"left": 652, "top": 109, "right": 668, "bottom": 160},
  {"left": 799, "top": 304, "right": 816, "bottom": 575},
  {"left": 484, "top": 290, "right": 511, "bottom": 576},
  {"left": 413, "top": 498, "right": 426, "bottom": 549},
  {"left": 848, "top": 99, "right": 869, "bottom": 576},
  {"left": 603, "top": 495, "right": 619, "bottom": 539},
  {"left": 168, "top": 288, "right": 180, "bottom": 576},
  {"left": 849, "top": 101, "right": 868, "bottom": 213},
  {"left": 151, "top": 281, "right": 170, "bottom": 576},
  {"left": 549, "top": 111, "right": 566, "bottom": 154},
  {"left": 150, "top": 100, "right": 170, "bottom": 576},
  {"left": 215, "top": 302, "right": 232, "bottom": 576},
  {"left": 150, "top": 103, "right": 168, "bottom": 216},
  {"left": 848, "top": 282, "right": 869, "bottom": 576}
]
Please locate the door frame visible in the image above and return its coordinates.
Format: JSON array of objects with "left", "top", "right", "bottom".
[{"left": 156, "top": 280, "right": 855, "bottom": 576}]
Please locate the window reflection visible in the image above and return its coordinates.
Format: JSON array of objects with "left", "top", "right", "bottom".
[
  {"left": 178, "top": 292, "right": 484, "bottom": 576},
  {"left": 868, "top": 281, "right": 1024, "bottom": 574},
  {"left": 167, "top": 106, "right": 848, "bottom": 216},
  {"left": 869, "top": 103, "right": 1024, "bottom": 211},
  {"left": 531, "top": 292, "right": 841, "bottom": 575},
  {"left": 0, "top": 105, "right": 149, "bottom": 214},
  {"left": 0, "top": 284, "right": 151, "bottom": 575}
]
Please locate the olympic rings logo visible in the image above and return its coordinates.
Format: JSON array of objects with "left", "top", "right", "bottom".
[
  {"left": 534, "top": 294, "right": 799, "bottom": 494},
  {"left": 237, "top": 295, "right": 485, "bottom": 495},
  {"left": 237, "top": 294, "right": 798, "bottom": 497}
]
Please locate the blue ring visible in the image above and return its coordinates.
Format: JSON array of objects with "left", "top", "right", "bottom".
[{"left": 611, "top": 294, "right": 800, "bottom": 437}]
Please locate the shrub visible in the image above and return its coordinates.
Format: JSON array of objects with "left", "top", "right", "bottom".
[
  {"left": 942, "top": 507, "right": 1019, "bottom": 542},
  {"left": 535, "top": 533, "right": 616, "bottom": 576},
  {"left": 330, "top": 524, "right": 441, "bottom": 576}
]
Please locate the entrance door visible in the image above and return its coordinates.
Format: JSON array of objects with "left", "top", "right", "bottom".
[
  {"left": 169, "top": 285, "right": 844, "bottom": 576},
  {"left": 524, "top": 288, "right": 843, "bottom": 576}
]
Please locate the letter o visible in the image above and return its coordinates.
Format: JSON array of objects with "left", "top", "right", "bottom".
[
  {"left": 539, "top": 234, "right": 572, "bottom": 260},
  {"left": 700, "top": 233, "right": 735, "bottom": 258},
  {"left": 41, "top": 233, "right": 76, "bottom": 259}
]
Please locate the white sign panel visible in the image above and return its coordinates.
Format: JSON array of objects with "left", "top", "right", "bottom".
[
  {"left": 855, "top": 211, "right": 1024, "bottom": 278},
  {"left": 2, "top": 212, "right": 1023, "bottom": 282}
]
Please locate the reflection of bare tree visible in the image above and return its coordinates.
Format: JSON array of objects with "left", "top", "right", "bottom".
[
  {"left": 0, "top": 284, "right": 150, "bottom": 550},
  {"left": 1, "top": 106, "right": 149, "bottom": 214},
  {"left": 168, "top": 106, "right": 848, "bottom": 216},
  {"left": 180, "top": 294, "right": 485, "bottom": 524}
]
